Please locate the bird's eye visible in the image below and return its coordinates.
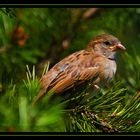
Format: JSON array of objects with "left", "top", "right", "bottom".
[{"left": 103, "top": 41, "right": 111, "bottom": 46}]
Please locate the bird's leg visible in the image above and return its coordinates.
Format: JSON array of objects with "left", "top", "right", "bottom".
[
  {"left": 94, "top": 84, "right": 100, "bottom": 90},
  {"left": 89, "top": 81, "right": 100, "bottom": 91}
]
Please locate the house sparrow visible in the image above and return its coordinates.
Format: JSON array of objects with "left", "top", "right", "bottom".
[{"left": 32, "top": 34, "right": 126, "bottom": 105}]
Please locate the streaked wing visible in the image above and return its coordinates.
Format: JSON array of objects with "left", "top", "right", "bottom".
[
  {"left": 40, "top": 50, "right": 99, "bottom": 94},
  {"left": 51, "top": 67, "right": 99, "bottom": 93}
]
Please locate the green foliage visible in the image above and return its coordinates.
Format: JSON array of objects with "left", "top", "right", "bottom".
[
  {"left": 120, "top": 52, "right": 140, "bottom": 93},
  {"left": 23, "top": 65, "right": 40, "bottom": 101},
  {"left": 0, "top": 8, "right": 16, "bottom": 18},
  {"left": 0, "top": 66, "right": 66, "bottom": 132}
]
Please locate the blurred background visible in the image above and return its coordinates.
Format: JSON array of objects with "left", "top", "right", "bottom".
[{"left": 0, "top": 8, "right": 140, "bottom": 132}]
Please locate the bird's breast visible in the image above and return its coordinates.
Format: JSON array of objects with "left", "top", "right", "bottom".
[
  {"left": 93, "top": 57, "right": 117, "bottom": 85},
  {"left": 103, "top": 59, "right": 116, "bottom": 82}
]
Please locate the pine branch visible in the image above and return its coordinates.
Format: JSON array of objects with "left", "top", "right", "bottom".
[
  {"left": 0, "top": 8, "right": 16, "bottom": 18},
  {"left": 64, "top": 81, "right": 140, "bottom": 132}
]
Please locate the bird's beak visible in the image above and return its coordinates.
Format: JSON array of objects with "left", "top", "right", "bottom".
[
  {"left": 110, "top": 43, "right": 126, "bottom": 51},
  {"left": 116, "top": 43, "right": 126, "bottom": 51}
]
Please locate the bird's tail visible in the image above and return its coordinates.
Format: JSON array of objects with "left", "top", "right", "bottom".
[{"left": 32, "top": 88, "right": 46, "bottom": 106}]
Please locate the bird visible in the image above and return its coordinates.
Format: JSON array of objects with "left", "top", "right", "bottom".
[{"left": 32, "top": 34, "right": 126, "bottom": 105}]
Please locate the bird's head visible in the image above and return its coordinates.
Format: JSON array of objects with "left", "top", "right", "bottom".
[{"left": 86, "top": 34, "right": 126, "bottom": 60}]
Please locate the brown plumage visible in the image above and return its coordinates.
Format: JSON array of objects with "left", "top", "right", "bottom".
[{"left": 32, "top": 34, "right": 126, "bottom": 105}]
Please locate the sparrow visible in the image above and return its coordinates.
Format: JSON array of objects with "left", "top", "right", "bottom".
[{"left": 32, "top": 34, "right": 126, "bottom": 105}]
